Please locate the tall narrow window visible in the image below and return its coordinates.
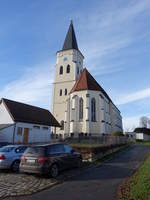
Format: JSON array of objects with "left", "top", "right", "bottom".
[
  {"left": 60, "top": 120, "right": 64, "bottom": 130},
  {"left": 65, "top": 89, "right": 67, "bottom": 95},
  {"left": 91, "top": 98, "right": 96, "bottom": 122},
  {"left": 60, "top": 89, "right": 62, "bottom": 96},
  {"left": 59, "top": 66, "right": 63, "bottom": 75},
  {"left": 66, "top": 65, "right": 70, "bottom": 73},
  {"left": 77, "top": 67, "right": 79, "bottom": 75},
  {"left": 79, "top": 98, "right": 83, "bottom": 120}
]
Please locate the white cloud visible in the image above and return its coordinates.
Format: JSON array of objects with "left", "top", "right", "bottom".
[
  {"left": 123, "top": 115, "right": 140, "bottom": 131},
  {"left": 115, "top": 88, "right": 150, "bottom": 105},
  {"left": 0, "top": 61, "right": 54, "bottom": 109},
  {"left": 73, "top": 0, "right": 150, "bottom": 75}
]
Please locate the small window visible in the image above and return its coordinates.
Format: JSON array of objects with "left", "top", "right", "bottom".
[
  {"left": 66, "top": 65, "right": 70, "bottom": 73},
  {"left": 64, "top": 145, "right": 72, "bottom": 153},
  {"left": 60, "top": 89, "right": 62, "bottom": 96},
  {"left": 77, "top": 67, "right": 79, "bottom": 74},
  {"left": 25, "top": 147, "right": 45, "bottom": 155},
  {"left": 15, "top": 146, "right": 27, "bottom": 153},
  {"left": 17, "top": 127, "right": 22, "bottom": 135},
  {"left": 65, "top": 89, "right": 67, "bottom": 95},
  {"left": 33, "top": 125, "right": 40, "bottom": 129},
  {"left": 79, "top": 98, "right": 83, "bottom": 120},
  {"left": 0, "top": 146, "right": 15, "bottom": 152},
  {"left": 71, "top": 133, "right": 74, "bottom": 138},
  {"left": 47, "top": 144, "right": 65, "bottom": 155},
  {"left": 59, "top": 66, "right": 63, "bottom": 75},
  {"left": 91, "top": 98, "right": 96, "bottom": 122},
  {"left": 43, "top": 127, "right": 48, "bottom": 130}
]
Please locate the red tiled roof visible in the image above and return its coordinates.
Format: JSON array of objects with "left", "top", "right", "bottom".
[{"left": 70, "top": 68, "right": 111, "bottom": 101}]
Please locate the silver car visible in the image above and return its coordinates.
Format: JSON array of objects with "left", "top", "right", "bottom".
[{"left": 0, "top": 145, "right": 28, "bottom": 172}]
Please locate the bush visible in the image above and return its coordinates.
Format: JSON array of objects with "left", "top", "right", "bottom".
[{"left": 112, "top": 131, "right": 124, "bottom": 136}]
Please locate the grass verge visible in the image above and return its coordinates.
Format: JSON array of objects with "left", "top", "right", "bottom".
[
  {"left": 118, "top": 153, "right": 150, "bottom": 200},
  {"left": 136, "top": 141, "right": 150, "bottom": 146}
]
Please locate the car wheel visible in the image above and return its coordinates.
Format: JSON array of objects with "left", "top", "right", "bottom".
[
  {"left": 77, "top": 158, "right": 82, "bottom": 168},
  {"left": 11, "top": 160, "right": 20, "bottom": 172},
  {"left": 50, "top": 164, "right": 59, "bottom": 178}
]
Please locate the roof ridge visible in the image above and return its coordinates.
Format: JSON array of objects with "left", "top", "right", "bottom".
[
  {"left": 1, "top": 98, "right": 60, "bottom": 127},
  {"left": 70, "top": 68, "right": 113, "bottom": 104},
  {"left": 2, "top": 98, "right": 49, "bottom": 112}
]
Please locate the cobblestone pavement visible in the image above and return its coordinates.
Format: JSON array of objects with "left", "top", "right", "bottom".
[
  {"left": 0, "top": 171, "right": 58, "bottom": 199},
  {"left": 0, "top": 166, "right": 87, "bottom": 200}
]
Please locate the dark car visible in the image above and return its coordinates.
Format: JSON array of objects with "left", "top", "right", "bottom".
[{"left": 20, "top": 143, "right": 82, "bottom": 178}]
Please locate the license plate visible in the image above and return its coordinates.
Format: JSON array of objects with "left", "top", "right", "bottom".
[{"left": 26, "top": 159, "right": 35, "bottom": 163}]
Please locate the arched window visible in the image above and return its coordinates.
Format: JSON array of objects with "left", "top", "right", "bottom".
[
  {"left": 60, "top": 120, "right": 64, "bottom": 130},
  {"left": 65, "top": 89, "right": 67, "bottom": 95},
  {"left": 59, "top": 66, "right": 63, "bottom": 75},
  {"left": 77, "top": 67, "right": 79, "bottom": 75},
  {"left": 79, "top": 98, "right": 83, "bottom": 120},
  {"left": 66, "top": 65, "right": 70, "bottom": 73},
  {"left": 91, "top": 98, "right": 96, "bottom": 122},
  {"left": 60, "top": 89, "right": 62, "bottom": 96}
]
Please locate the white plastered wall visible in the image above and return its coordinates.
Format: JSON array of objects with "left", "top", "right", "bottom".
[
  {"left": 0, "top": 101, "right": 14, "bottom": 124},
  {"left": 52, "top": 49, "right": 84, "bottom": 137}
]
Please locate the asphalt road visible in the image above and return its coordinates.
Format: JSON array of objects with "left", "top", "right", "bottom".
[{"left": 8, "top": 144, "right": 150, "bottom": 200}]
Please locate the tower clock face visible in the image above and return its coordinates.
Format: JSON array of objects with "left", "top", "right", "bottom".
[{"left": 63, "top": 57, "right": 67, "bottom": 61}]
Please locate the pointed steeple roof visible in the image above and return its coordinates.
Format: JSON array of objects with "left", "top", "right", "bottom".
[
  {"left": 62, "top": 20, "right": 79, "bottom": 51},
  {"left": 70, "top": 68, "right": 111, "bottom": 101}
]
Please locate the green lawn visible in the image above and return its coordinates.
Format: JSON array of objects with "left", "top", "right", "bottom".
[
  {"left": 70, "top": 143, "right": 104, "bottom": 148},
  {"left": 136, "top": 140, "right": 150, "bottom": 146},
  {"left": 118, "top": 153, "right": 150, "bottom": 200}
]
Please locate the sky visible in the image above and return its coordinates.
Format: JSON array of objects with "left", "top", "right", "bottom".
[{"left": 0, "top": 0, "right": 150, "bottom": 131}]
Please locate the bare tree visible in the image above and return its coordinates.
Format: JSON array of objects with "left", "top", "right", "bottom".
[
  {"left": 139, "top": 116, "right": 149, "bottom": 128},
  {"left": 148, "top": 119, "right": 150, "bottom": 128}
]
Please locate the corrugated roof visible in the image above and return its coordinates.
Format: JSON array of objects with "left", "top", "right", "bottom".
[{"left": 1, "top": 98, "right": 60, "bottom": 127}]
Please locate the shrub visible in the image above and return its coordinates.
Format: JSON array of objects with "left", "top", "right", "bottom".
[{"left": 112, "top": 131, "right": 124, "bottom": 136}]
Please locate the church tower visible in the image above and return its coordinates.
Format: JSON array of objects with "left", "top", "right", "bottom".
[{"left": 52, "top": 21, "right": 84, "bottom": 138}]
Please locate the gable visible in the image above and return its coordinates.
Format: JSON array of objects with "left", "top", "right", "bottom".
[
  {"left": 0, "top": 101, "right": 14, "bottom": 124},
  {"left": 70, "top": 68, "right": 111, "bottom": 102}
]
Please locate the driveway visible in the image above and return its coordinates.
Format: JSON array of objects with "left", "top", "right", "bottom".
[{"left": 5, "top": 144, "right": 150, "bottom": 200}]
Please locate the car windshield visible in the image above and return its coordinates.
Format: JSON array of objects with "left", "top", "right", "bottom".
[
  {"left": 25, "top": 146, "right": 45, "bottom": 155},
  {"left": 0, "top": 146, "right": 15, "bottom": 152}
]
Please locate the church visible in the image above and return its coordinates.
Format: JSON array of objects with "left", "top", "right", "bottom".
[{"left": 52, "top": 21, "right": 123, "bottom": 138}]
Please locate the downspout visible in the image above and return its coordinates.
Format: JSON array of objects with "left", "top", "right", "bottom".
[{"left": 13, "top": 123, "right": 16, "bottom": 144}]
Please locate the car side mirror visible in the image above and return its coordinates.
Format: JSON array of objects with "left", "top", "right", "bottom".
[{"left": 71, "top": 149, "right": 75, "bottom": 154}]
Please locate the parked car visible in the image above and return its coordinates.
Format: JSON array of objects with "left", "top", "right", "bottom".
[
  {"left": 20, "top": 143, "right": 82, "bottom": 178},
  {"left": 0, "top": 142, "right": 11, "bottom": 148},
  {"left": 0, "top": 145, "right": 28, "bottom": 172}
]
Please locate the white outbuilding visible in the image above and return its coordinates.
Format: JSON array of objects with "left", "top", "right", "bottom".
[{"left": 0, "top": 98, "right": 60, "bottom": 144}]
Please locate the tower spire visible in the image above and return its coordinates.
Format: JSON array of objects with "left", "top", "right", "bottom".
[{"left": 62, "top": 20, "right": 79, "bottom": 51}]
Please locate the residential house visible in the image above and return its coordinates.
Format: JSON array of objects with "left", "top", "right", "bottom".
[{"left": 0, "top": 98, "right": 60, "bottom": 144}]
